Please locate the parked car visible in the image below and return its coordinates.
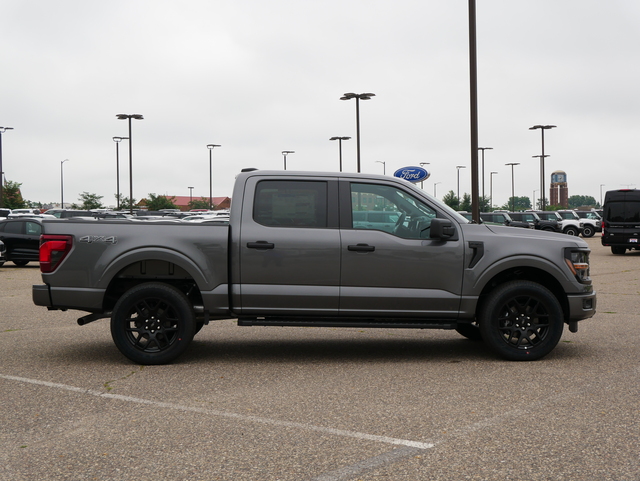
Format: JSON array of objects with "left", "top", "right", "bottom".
[
  {"left": 575, "top": 210, "right": 602, "bottom": 233},
  {"left": 0, "top": 208, "right": 11, "bottom": 218},
  {"left": 508, "top": 211, "right": 561, "bottom": 232},
  {"left": 601, "top": 189, "right": 640, "bottom": 255},
  {"left": 10, "top": 208, "right": 41, "bottom": 215},
  {"left": 480, "top": 212, "right": 531, "bottom": 228},
  {"left": 538, "top": 211, "right": 582, "bottom": 236},
  {"left": 0, "top": 239, "right": 6, "bottom": 266},
  {"left": 0, "top": 217, "right": 43, "bottom": 266}
]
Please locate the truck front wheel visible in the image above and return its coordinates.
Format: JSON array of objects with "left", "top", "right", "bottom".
[
  {"left": 479, "top": 281, "right": 564, "bottom": 361},
  {"left": 581, "top": 225, "right": 595, "bottom": 238},
  {"left": 111, "top": 282, "right": 196, "bottom": 365}
]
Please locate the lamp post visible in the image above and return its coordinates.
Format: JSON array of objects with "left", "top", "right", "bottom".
[
  {"left": 340, "top": 92, "right": 375, "bottom": 173},
  {"left": 420, "top": 162, "right": 430, "bottom": 189},
  {"left": 60, "top": 159, "right": 69, "bottom": 208},
  {"left": 116, "top": 114, "right": 144, "bottom": 214},
  {"left": 188, "top": 186, "right": 194, "bottom": 205},
  {"left": 456, "top": 165, "right": 466, "bottom": 206},
  {"left": 112, "top": 136, "right": 128, "bottom": 210},
  {"left": 282, "top": 150, "right": 294, "bottom": 170},
  {"left": 0, "top": 126, "right": 14, "bottom": 208},
  {"left": 490, "top": 171, "right": 498, "bottom": 210},
  {"left": 600, "top": 184, "right": 605, "bottom": 207},
  {"left": 505, "top": 162, "right": 520, "bottom": 212},
  {"left": 529, "top": 124, "right": 556, "bottom": 210},
  {"left": 478, "top": 147, "right": 493, "bottom": 200},
  {"left": 329, "top": 136, "right": 350, "bottom": 172},
  {"left": 375, "top": 161, "right": 386, "bottom": 175},
  {"left": 533, "top": 189, "right": 538, "bottom": 210},
  {"left": 207, "top": 144, "right": 221, "bottom": 210},
  {"left": 434, "top": 182, "right": 441, "bottom": 197}
]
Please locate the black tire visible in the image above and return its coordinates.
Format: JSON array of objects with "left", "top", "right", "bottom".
[
  {"left": 479, "top": 281, "right": 564, "bottom": 361},
  {"left": 455, "top": 322, "right": 482, "bottom": 340},
  {"left": 563, "top": 226, "right": 579, "bottom": 236},
  {"left": 12, "top": 260, "right": 29, "bottom": 266},
  {"left": 611, "top": 246, "right": 626, "bottom": 255},
  {"left": 111, "top": 282, "right": 196, "bottom": 365},
  {"left": 0, "top": 261, "right": 4, "bottom": 267},
  {"left": 581, "top": 225, "right": 595, "bottom": 238}
]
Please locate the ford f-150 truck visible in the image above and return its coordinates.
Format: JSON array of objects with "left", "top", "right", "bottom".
[{"left": 32, "top": 169, "right": 596, "bottom": 364}]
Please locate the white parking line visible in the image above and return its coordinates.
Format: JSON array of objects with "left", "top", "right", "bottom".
[{"left": 0, "top": 373, "right": 435, "bottom": 451}]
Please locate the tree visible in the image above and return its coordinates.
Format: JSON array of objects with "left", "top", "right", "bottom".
[
  {"left": 459, "top": 193, "right": 472, "bottom": 212},
  {"left": 145, "top": 193, "right": 177, "bottom": 211},
  {"left": 117, "top": 194, "right": 138, "bottom": 211},
  {"left": 188, "top": 198, "right": 211, "bottom": 210},
  {"left": 2, "top": 180, "right": 26, "bottom": 209},
  {"left": 442, "top": 190, "right": 459, "bottom": 210},
  {"left": 78, "top": 192, "right": 104, "bottom": 210},
  {"left": 568, "top": 195, "right": 597, "bottom": 209},
  {"left": 500, "top": 196, "right": 532, "bottom": 211}
]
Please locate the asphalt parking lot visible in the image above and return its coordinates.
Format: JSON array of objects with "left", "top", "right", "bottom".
[{"left": 1, "top": 236, "right": 638, "bottom": 481}]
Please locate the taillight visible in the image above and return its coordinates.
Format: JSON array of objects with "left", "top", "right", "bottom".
[{"left": 40, "top": 235, "right": 73, "bottom": 273}]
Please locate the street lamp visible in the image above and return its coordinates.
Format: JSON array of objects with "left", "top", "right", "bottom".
[
  {"left": 433, "top": 181, "right": 441, "bottom": 197},
  {"left": 533, "top": 189, "right": 538, "bottom": 210},
  {"left": 478, "top": 147, "right": 493, "bottom": 200},
  {"left": 375, "top": 161, "right": 386, "bottom": 175},
  {"left": 600, "top": 184, "right": 605, "bottom": 207},
  {"left": 420, "top": 162, "right": 430, "bottom": 189},
  {"left": 116, "top": 114, "right": 144, "bottom": 214},
  {"left": 340, "top": 92, "right": 375, "bottom": 173},
  {"left": 112, "top": 136, "right": 129, "bottom": 210},
  {"left": 188, "top": 186, "right": 194, "bottom": 205},
  {"left": 490, "top": 171, "right": 498, "bottom": 209},
  {"left": 456, "top": 165, "right": 466, "bottom": 206},
  {"left": 207, "top": 144, "right": 221, "bottom": 210},
  {"left": 329, "top": 136, "right": 350, "bottom": 172},
  {"left": 529, "top": 124, "right": 556, "bottom": 210},
  {"left": 0, "top": 126, "right": 14, "bottom": 208},
  {"left": 60, "top": 159, "right": 69, "bottom": 208},
  {"left": 505, "top": 162, "right": 520, "bottom": 212},
  {"left": 282, "top": 150, "right": 294, "bottom": 170}
]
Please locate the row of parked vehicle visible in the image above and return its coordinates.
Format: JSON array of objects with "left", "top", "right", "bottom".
[
  {"left": 460, "top": 209, "right": 602, "bottom": 238},
  {"left": 0, "top": 208, "right": 230, "bottom": 267}
]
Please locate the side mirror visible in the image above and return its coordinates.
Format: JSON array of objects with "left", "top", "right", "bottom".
[{"left": 430, "top": 218, "right": 455, "bottom": 240}]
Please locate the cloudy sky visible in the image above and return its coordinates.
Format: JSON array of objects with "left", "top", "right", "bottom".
[{"left": 1, "top": 0, "right": 639, "bottom": 208}]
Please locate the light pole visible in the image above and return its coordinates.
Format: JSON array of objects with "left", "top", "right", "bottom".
[
  {"left": 434, "top": 182, "right": 441, "bottom": 197},
  {"left": 0, "top": 126, "right": 14, "bottom": 208},
  {"left": 420, "top": 162, "right": 430, "bottom": 189},
  {"left": 505, "top": 162, "right": 520, "bottom": 212},
  {"left": 375, "top": 161, "right": 386, "bottom": 175},
  {"left": 329, "top": 136, "right": 350, "bottom": 172},
  {"left": 188, "top": 186, "right": 194, "bottom": 206},
  {"left": 600, "top": 184, "right": 605, "bottom": 207},
  {"left": 490, "top": 171, "right": 498, "bottom": 210},
  {"left": 340, "top": 92, "right": 375, "bottom": 173},
  {"left": 533, "top": 189, "right": 538, "bottom": 210},
  {"left": 112, "top": 136, "right": 128, "bottom": 210},
  {"left": 207, "top": 144, "right": 221, "bottom": 210},
  {"left": 60, "top": 159, "right": 69, "bottom": 208},
  {"left": 282, "top": 150, "right": 294, "bottom": 170},
  {"left": 456, "top": 165, "right": 466, "bottom": 207},
  {"left": 478, "top": 147, "right": 493, "bottom": 200},
  {"left": 116, "top": 114, "right": 144, "bottom": 214},
  {"left": 530, "top": 124, "right": 556, "bottom": 210}
]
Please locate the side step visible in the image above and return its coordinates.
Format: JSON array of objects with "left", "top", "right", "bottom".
[{"left": 238, "top": 317, "right": 457, "bottom": 329}]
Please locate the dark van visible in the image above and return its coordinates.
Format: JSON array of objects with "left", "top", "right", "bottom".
[{"left": 601, "top": 189, "right": 640, "bottom": 254}]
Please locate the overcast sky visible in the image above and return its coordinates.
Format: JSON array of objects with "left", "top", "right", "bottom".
[{"left": 1, "top": 0, "right": 639, "bottom": 208}]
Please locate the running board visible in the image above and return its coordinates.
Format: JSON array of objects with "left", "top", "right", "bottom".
[{"left": 238, "top": 317, "right": 457, "bottom": 329}]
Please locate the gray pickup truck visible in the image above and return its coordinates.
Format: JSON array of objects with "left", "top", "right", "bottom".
[{"left": 33, "top": 169, "right": 596, "bottom": 364}]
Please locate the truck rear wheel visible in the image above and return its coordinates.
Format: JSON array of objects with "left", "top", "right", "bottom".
[
  {"left": 111, "top": 282, "right": 196, "bottom": 365},
  {"left": 611, "top": 246, "right": 626, "bottom": 255},
  {"left": 563, "top": 226, "right": 579, "bottom": 236},
  {"left": 581, "top": 225, "right": 595, "bottom": 237},
  {"left": 479, "top": 281, "right": 564, "bottom": 361}
]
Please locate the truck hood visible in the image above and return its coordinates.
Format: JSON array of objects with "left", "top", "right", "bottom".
[{"left": 480, "top": 223, "right": 588, "bottom": 249}]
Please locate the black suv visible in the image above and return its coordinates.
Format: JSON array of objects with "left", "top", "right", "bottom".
[
  {"left": 601, "top": 189, "right": 640, "bottom": 255},
  {"left": 479, "top": 212, "right": 531, "bottom": 228},
  {"left": 0, "top": 217, "right": 43, "bottom": 266},
  {"left": 508, "top": 212, "right": 561, "bottom": 232}
]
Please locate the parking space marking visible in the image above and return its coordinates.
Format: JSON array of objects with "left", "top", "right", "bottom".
[{"left": 0, "top": 373, "right": 435, "bottom": 450}]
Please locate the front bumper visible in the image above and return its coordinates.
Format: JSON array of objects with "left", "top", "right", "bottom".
[{"left": 566, "top": 290, "right": 597, "bottom": 321}]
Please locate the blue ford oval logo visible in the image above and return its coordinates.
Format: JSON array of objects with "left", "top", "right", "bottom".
[{"left": 393, "top": 166, "right": 430, "bottom": 183}]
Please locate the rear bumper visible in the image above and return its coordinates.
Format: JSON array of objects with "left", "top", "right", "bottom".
[
  {"left": 32, "top": 284, "right": 106, "bottom": 311},
  {"left": 32, "top": 284, "right": 52, "bottom": 307}
]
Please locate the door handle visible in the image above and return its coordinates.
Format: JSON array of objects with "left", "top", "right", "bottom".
[
  {"left": 247, "top": 241, "right": 275, "bottom": 250},
  {"left": 348, "top": 243, "right": 375, "bottom": 252}
]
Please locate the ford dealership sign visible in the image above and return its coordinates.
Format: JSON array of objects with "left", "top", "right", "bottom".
[{"left": 393, "top": 166, "right": 430, "bottom": 183}]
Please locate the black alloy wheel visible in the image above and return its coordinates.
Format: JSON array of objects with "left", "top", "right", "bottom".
[
  {"left": 479, "top": 280, "right": 564, "bottom": 361},
  {"left": 111, "top": 282, "right": 196, "bottom": 365}
]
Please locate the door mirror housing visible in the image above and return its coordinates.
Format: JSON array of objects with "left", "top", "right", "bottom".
[{"left": 430, "top": 218, "right": 456, "bottom": 240}]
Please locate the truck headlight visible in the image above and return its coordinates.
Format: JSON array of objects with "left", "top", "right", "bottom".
[{"left": 564, "top": 248, "right": 591, "bottom": 283}]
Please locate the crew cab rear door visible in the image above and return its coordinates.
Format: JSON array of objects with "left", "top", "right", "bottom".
[
  {"left": 236, "top": 176, "right": 341, "bottom": 315},
  {"left": 339, "top": 180, "right": 464, "bottom": 317}
]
